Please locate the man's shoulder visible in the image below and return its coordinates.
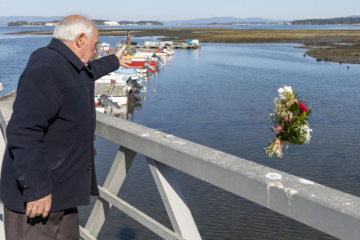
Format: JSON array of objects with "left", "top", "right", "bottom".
[
  {"left": 19, "top": 47, "right": 66, "bottom": 87},
  {"left": 29, "top": 46, "right": 65, "bottom": 67}
]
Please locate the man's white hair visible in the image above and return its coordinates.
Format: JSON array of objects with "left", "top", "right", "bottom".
[{"left": 53, "top": 15, "right": 94, "bottom": 42}]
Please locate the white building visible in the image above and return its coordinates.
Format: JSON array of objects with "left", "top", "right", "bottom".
[
  {"left": 45, "top": 22, "right": 57, "bottom": 26},
  {"left": 104, "top": 21, "right": 119, "bottom": 26}
]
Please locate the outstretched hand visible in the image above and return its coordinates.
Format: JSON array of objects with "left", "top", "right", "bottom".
[
  {"left": 26, "top": 194, "right": 52, "bottom": 218},
  {"left": 114, "top": 45, "right": 132, "bottom": 68}
]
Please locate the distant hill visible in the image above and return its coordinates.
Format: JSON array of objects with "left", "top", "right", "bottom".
[
  {"left": 161, "top": 17, "right": 281, "bottom": 25},
  {"left": 292, "top": 16, "right": 360, "bottom": 25},
  {"left": 0, "top": 16, "right": 283, "bottom": 26},
  {"left": 0, "top": 16, "right": 65, "bottom": 25}
]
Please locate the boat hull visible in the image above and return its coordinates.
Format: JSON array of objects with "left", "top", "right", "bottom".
[{"left": 127, "top": 61, "right": 157, "bottom": 68}]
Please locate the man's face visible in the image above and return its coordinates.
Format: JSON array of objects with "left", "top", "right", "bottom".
[{"left": 81, "top": 26, "right": 99, "bottom": 64}]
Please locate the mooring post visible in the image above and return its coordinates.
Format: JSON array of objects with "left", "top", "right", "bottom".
[{"left": 127, "top": 31, "right": 131, "bottom": 55}]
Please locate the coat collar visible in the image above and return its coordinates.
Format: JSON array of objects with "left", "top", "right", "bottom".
[{"left": 47, "top": 38, "right": 85, "bottom": 71}]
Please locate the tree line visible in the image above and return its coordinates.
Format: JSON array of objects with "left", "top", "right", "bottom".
[
  {"left": 8, "top": 21, "right": 28, "bottom": 26},
  {"left": 292, "top": 17, "right": 360, "bottom": 25},
  {"left": 8, "top": 21, "right": 59, "bottom": 26}
]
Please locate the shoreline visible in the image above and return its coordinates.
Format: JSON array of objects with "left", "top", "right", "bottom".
[{"left": 9, "top": 28, "right": 360, "bottom": 64}]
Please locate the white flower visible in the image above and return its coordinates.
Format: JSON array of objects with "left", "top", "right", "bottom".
[
  {"left": 278, "top": 86, "right": 293, "bottom": 99},
  {"left": 284, "top": 86, "right": 292, "bottom": 93},
  {"left": 300, "top": 124, "right": 313, "bottom": 144}
]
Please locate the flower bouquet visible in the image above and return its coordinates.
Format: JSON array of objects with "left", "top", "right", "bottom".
[{"left": 265, "top": 86, "right": 312, "bottom": 158}]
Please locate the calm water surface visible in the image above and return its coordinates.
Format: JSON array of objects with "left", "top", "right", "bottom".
[{"left": 1, "top": 28, "right": 360, "bottom": 240}]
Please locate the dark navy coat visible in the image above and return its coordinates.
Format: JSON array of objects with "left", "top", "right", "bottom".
[{"left": 1, "top": 38, "right": 120, "bottom": 212}]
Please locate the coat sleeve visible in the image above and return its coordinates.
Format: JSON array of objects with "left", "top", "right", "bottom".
[
  {"left": 6, "top": 65, "right": 63, "bottom": 202},
  {"left": 88, "top": 54, "right": 120, "bottom": 80}
]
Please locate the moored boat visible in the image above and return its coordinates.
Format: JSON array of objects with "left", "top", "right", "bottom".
[
  {"left": 126, "top": 54, "right": 158, "bottom": 69},
  {"left": 135, "top": 47, "right": 174, "bottom": 57},
  {"left": 94, "top": 72, "right": 146, "bottom": 107}
]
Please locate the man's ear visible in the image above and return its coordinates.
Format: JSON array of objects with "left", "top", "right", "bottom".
[{"left": 76, "top": 33, "right": 86, "bottom": 48}]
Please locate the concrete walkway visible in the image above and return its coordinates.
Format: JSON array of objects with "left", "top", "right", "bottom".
[{"left": 0, "top": 92, "right": 16, "bottom": 124}]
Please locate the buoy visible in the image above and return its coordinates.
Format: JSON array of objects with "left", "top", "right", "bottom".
[{"left": 153, "top": 90, "right": 156, "bottom": 93}]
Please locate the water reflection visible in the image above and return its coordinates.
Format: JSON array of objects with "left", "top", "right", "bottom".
[
  {"left": 122, "top": 102, "right": 142, "bottom": 121},
  {"left": 119, "top": 227, "right": 138, "bottom": 240}
]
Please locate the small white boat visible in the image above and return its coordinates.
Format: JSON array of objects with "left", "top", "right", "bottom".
[
  {"left": 133, "top": 51, "right": 167, "bottom": 58},
  {"left": 94, "top": 72, "right": 146, "bottom": 106},
  {"left": 0, "top": 83, "right": 3, "bottom": 92},
  {"left": 95, "top": 73, "right": 132, "bottom": 106},
  {"left": 96, "top": 72, "right": 140, "bottom": 83},
  {"left": 135, "top": 48, "right": 174, "bottom": 57}
]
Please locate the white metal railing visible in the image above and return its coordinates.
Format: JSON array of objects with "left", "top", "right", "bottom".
[
  {"left": 1, "top": 96, "right": 360, "bottom": 240},
  {"left": 0, "top": 111, "right": 7, "bottom": 239}
]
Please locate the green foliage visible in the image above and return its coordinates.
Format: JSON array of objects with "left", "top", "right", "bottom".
[
  {"left": 8, "top": 21, "right": 28, "bottom": 26},
  {"left": 91, "top": 19, "right": 109, "bottom": 25},
  {"left": 292, "top": 17, "right": 360, "bottom": 25},
  {"left": 289, "top": 102, "right": 300, "bottom": 116}
]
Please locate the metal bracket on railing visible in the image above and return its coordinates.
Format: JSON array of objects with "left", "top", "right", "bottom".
[
  {"left": 83, "top": 146, "right": 137, "bottom": 238},
  {"left": 81, "top": 145, "right": 202, "bottom": 240},
  {"left": 146, "top": 157, "right": 201, "bottom": 239}
]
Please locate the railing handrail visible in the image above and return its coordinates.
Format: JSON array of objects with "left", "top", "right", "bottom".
[
  {"left": 1, "top": 94, "right": 360, "bottom": 240},
  {"left": 94, "top": 112, "right": 360, "bottom": 240}
]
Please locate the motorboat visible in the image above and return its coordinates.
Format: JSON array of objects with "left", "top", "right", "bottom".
[
  {"left": 97, "top": 42, "right": 114, "bottom": 57},
  {"left": 126, "top": 54, "right": 158, "bottom": 69},
  {"left": 135, "top": 48, "right": 174, "bottom": 57},
  {"left": 94, "top": 72, "right": 146, "bottom": 110}
]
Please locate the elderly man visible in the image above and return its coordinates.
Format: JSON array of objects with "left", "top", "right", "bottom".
[{"left": 1, "top": 15, "right": 131, "bottom": 239}]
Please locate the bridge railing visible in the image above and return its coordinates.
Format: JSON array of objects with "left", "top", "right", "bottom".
[{"left": 1, "top": 96, "right": 360, "bottom": 240}]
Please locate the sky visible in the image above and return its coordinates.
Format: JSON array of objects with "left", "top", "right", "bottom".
[{"left": 0, "top": 0, "right": 359, "bottom": 21}]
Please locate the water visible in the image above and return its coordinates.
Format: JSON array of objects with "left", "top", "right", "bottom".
[{"left": 1, "top": 28, "right": 360, "bottom": 240}]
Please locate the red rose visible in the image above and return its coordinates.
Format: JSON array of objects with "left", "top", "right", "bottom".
[{"left": 299, "top": 102, "right": 308, "bottom": 113}]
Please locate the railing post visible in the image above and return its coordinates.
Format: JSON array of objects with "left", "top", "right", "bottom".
[
  {"left": 146, "top": 157, "right": 202, "bottom": 240},
  {"left": 83, "top": 146, "right": 137, "bottom": 238}
]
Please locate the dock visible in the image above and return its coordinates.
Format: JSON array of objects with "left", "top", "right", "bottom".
[
  {"left": 144, "top": 43, "right": 201, "bottom": 50},
  {"left": 117, "top": 43, "right": 201, "bottom": 50}
]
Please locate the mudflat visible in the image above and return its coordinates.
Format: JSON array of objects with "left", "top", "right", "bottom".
[{"left": 13, "top": 28, "right": 360, "bottom": 64}]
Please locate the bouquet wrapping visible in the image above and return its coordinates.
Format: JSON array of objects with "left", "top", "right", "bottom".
[{"left": 265, "top": 86, "right": 312, "bottom": 158}]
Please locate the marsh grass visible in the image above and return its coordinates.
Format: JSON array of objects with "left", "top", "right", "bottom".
[{"left": 13, "top": 28, "right": 360, "bottom": 64}]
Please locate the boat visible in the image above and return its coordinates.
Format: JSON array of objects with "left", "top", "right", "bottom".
[
  {"left": 0, "top": 83, "right": 3, "bottom": 92},
  {"left": 115, "top": 67, "right": 149, "bottom": 78},
  {"left": 135, "top": 48, "right": 174, "bottom": 57},
  {"left": 97, "top": 42, "right": 114, "bottom": 57},
  {"left": 94, "top": 72, "right": 146, "bottom": 107},
  {"left": 126, "top": 54, "right": 158, "bottom": 69}
]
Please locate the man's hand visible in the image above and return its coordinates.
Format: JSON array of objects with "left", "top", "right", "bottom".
[
  {"left": 114, "top": 45, "right": 132, "bottom": 68},
  {"left": 26, "top": 194, "right": 52, "bottom": 218}
]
